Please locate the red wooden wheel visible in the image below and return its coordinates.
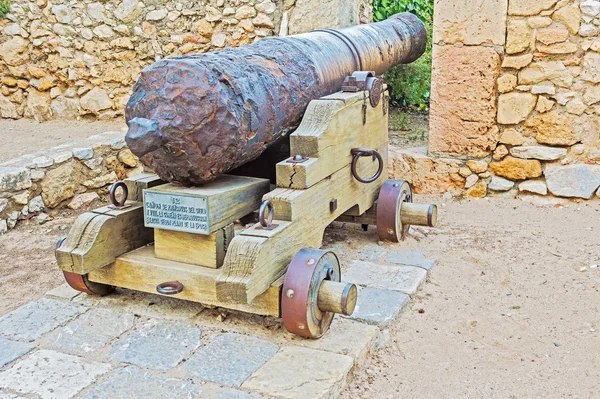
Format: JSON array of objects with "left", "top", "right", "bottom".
[
  {"left": 376, "top": 179, "right": 412, "bottom": 242},
  {"left": 62, "top": 271, "right": 115, "bottom": 296},
  {"left": 56, "top": 237, "right": 114, "bottom": 296},
  {"left": 281, "top": 248, "right": 341, "bottom": 339}
]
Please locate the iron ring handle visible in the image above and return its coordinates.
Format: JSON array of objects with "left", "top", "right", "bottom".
[
  {"left": 109, "top": 181, "right": 128, "bottom": 207},
  {"left": 156, "top": 281, "right": 184, "bottom": 295},
  {"left": 350, "top": 148, "right": 384, "bottom": 184},
  {"left": 259, "top": 200, "right": 274, "bottom": 228}
]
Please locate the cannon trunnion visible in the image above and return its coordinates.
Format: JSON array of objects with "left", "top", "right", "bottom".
[{"left": 55, "top": 14, "right": 436, "bottom": 339}]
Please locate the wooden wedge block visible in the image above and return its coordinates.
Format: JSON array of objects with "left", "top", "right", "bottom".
[{"left": 154, "top": 224, "right": 235, "bottom": 268}]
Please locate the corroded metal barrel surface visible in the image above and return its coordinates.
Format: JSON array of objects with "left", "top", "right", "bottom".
[{"left": 125, "top": 13, "right": 427, "bottom": 186}]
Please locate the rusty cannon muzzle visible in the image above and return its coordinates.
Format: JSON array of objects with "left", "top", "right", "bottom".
[{"left": 125, "top": 13, "right": 428, "bottom": 186}]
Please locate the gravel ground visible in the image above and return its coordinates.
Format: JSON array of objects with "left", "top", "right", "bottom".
[{"left": 343, "top": 195, "right": 600, "bottom": 399}]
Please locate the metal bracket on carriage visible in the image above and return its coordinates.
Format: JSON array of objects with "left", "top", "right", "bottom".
[{"left": 341, "top": 71, "right": 383, "bottom": 108}]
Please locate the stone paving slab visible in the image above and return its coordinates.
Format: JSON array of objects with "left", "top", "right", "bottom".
[
  {"left": 356, "top": 244, "right": 387, "bottom": 262},
  {"left": 45, "top": 308, "right": 135, "bottom": 355},
  {"left": 386, "top": 250, "right": 437, "bottom": 270},
  {"left": 0, "top": 349, "right": 111, "bottom": 399},
  {"left": 109, "top": 319, "right": 200, "bottom": 370},
  {"left": 0, "top": 391, "right": 26, "bottom": 399},
  {"left": 45, "top": 283, "right": 81, "bottom": 300},
  {"left": 291, "top": 318, "right": 379, "bottom": 364},
  {"left": 343, "top": 260, "right": 428, "bottom": 294},
  {"left": 345, "top": 287, "right": 410, "bottom": 327},
  {"left": 82, "top": 366, "right": 201, "bottom": 399},
  {"left": 201, "top": 387, "right": 262, "bottom": 399},
  {"left": 243, "top": 346, "right": 354, "bottom": 399},
  {"left": 0, "top": 298, "right": 87, "bottom": 341},
  {"left": 183, "top": 333, "right": 279, "bottom": 387},
  {"left": 0, "top": 338, "right": 34, "bottom": 369}
]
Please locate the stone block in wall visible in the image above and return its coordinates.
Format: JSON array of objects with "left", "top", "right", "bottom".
[
  {"left": 524, "top": 111, "right": 578, "bottom": 146},
  {"left": 0, "top": 167, "right": 31, "bottom": 194},
  {"left": 488, "top": 156, "right": 542, "bottom": 180},
  {"left": 510, "top": 146, "right": 567, "bottom": 161},
  {"left": 518, "top": 180, "right": 548, "bottom": 195},
  {"left": 288, "top": 0, "right": 359, "bottom": 34},
  {"left": 41, "top": 161, "right": 83, "bottom": 208},
  {"left": 508, "top": 0, "right": 559, "bottom": 16},
  {"left": 552, "top": 4, "right": 581, "bottom": 34},
  {"left": 80, "top": 88, "right": 114, "bottom": 115},
  {"left": 497, "top": 92, "right": 537, "bottom": 124},
  {"left": 544, "top": 164, "right": 600, "bottom": 199},
  {"left": 389, "top": 147, "right": 464, "bottom": 194},
  {"left": 0, "top": 96, "right": 18, "bottom": 119},
  {"left": 429, "top": 45, "right": 501, "bottom": 158},
  {"left": 506, "top": 19, "right": 530, "bottom": 54},
  {"left": 502, "top": 54, "right": 534, "bottom": 69},
  {"left": 433, "top": 0, "right": 508, "bottom": 45},
  {"left": 581, "top": 52, "right": 600, "bottom": 83},
  {"left": 518, "top": 61, "right": 573, "bottom": 88},
  {"left": 25, "top": 90, "right": 52, "bottom": 122},
  {"left": 0, "top": 37, "right": 30, "bottom": 67}
]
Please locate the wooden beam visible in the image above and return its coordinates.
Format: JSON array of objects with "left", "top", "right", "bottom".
[
  {"left": 87, "top": 247, "right": 281, "bottom": 317},
  {"left": 56, "top": 173, "right": 161, "bottom": 274}
]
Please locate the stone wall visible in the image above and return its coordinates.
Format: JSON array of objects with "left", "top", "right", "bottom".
[
  {"left": 0, "top": 131, "right": 143, "bottom": 233},
  {"left": 0, "top": 0, "right": 371, "bottom": 121},
  {"left": 399, "top": 0, "right": 600, "bottom": 200}
]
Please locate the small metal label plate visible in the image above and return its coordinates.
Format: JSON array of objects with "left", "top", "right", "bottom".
[{"left": 143, "top": 190, "right": 210, "bottom": 234}]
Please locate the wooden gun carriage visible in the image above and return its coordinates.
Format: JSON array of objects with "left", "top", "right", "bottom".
[{"left": 55, "top": 14, "right": 437, "bottom": 339}]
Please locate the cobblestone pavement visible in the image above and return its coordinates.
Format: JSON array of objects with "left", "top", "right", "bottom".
[{"left": 0, "top": 226, "right": 437, "bottom": 399}]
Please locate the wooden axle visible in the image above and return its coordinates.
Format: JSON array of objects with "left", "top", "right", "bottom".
[
  {"left": 400, "top": 203, "right": 437, "bottom": 228},
  {"left": 317, "top": 280, "right": 357, "bottom": 316},
  {"left": 337, "top": 202, "right": 438, "bottom": 228}
]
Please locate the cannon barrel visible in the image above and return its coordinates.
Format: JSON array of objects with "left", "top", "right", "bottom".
[{"left": 125, "top": 13, "right": 427, "bottom": 186}]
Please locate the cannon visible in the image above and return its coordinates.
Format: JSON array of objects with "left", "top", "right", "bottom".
[
  {"left": 125, "top": 12, "right": 427, "bottom": 186},
  {"left": 55, "top": 13, "right": 438, "bottom": 339}
]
